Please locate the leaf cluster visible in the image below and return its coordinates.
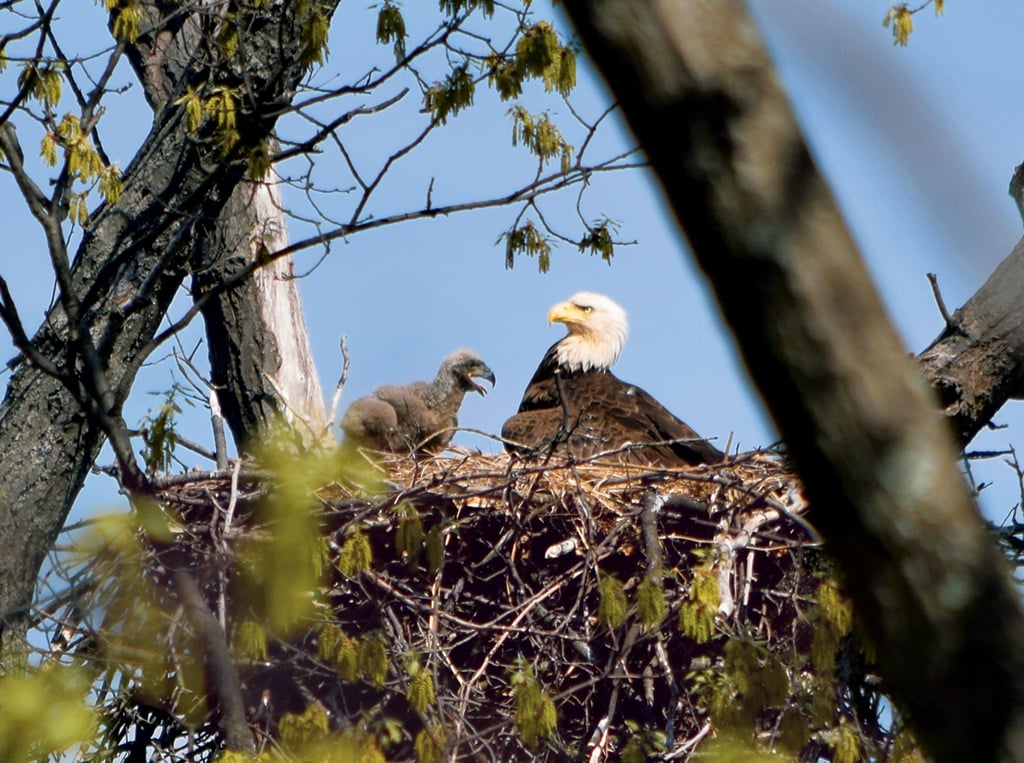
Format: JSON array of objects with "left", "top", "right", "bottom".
[
  {"left": 138, "top": 387, "right": 184, "bottom": 474},
  {"left": 487, "top": 21, "right": 576, "bottom": 101},
  {"left": 883, "top": 1, "right": 944, "bottom": 46},
  {"left": 509, "top": 106, "right": 573, "bottom": 172},
  {"left": 512, "top": 662, "right": 558, "bottom": 749}
]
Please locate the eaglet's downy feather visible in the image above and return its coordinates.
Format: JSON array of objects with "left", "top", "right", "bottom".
[{"left": 342, "top": 349, "right": 495, "bottom": 454}]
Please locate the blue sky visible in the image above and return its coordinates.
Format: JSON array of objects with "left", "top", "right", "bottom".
[{"left": 3, "top": 0, "right": 1024, "bottom": 523}]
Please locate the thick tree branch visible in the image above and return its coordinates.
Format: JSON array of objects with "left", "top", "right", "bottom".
[
  {"left": 918, "top": 237, "right": 1024, "bottom": 446},
  {"left": 170, "top": 567, "right": 253, "bottom": 752},
  {"left": 0, "top": 0, "right": 343, "bottom": 664},
  {"left": 561, "top": 1, "right": 1024, "bottom": 760}
]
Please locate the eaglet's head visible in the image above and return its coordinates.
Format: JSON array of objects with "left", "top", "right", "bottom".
[
  {"left": 437, "top": 348, "right": 496, "bottom": 396},
  {"left": 549, "top": 292, "right": 628, "bottom": 372}
]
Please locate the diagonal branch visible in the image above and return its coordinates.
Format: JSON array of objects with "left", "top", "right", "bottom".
[{"left": 561, "top": 1, "right": 1024, "bottom": 760}]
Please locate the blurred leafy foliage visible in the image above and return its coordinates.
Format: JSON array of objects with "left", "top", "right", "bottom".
[{"left": 0, "top": 665, "right": 96, "bottom": 763}]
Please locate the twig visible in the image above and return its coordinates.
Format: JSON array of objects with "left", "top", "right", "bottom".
[
  {"left": 170, "top": 432, "right": 218, "bottom": 462},
  {"left": 328, "top": 335, "right": 351, "bottom": 429},
  {"left": 223, "top": 457, "right": 244, "bottom": 534},
  {"left": 927, "top": 272, "right": 954, "bottom": 330}
]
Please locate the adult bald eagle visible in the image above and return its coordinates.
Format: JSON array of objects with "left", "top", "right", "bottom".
[
  {"left": 342, "top": 349, "right": 495, "bottom": 454},
  {"left": 501, "top": 292, "right": 722, "bottom": 466}
]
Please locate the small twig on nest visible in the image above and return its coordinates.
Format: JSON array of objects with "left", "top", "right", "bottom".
[
  {"left": 667, "top": 721, "right": 712, "bottom": 760},
  {"left": 328, "top": 335, "right": 351, "bottom": 429},
  {"left": 926, "top": 272, "right": 955, "bottom": 331},
  {"left": 224, "top": 457, "right": 244, "bottom": 532},
  {"left": 585, "top": 688, "right": 617, "bottom": 763}
]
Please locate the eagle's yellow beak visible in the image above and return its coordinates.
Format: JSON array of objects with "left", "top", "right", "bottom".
[{"left": 548, "top": 301, "right": 585, "bottom": 326}]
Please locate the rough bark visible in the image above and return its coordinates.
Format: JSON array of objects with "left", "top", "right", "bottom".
[
  {"left": 918, "top": 236, "right": 1024, "bottom": 445},
  {"left": 561, "top": 1, "right": 1024, "bottom": 760},
  {"left": 122, "top": 3, "right": 329, "bottom": 451},
  {"left": 0, "top": 0, "right": 340, "bottom": 663},
  {"left": 192, "top": 174, "right": 329, "bottom": 451}
]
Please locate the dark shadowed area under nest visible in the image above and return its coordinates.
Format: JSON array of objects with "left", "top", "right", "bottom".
[{"left": 44, "top": 448, "right": 901, "bottom": 762}]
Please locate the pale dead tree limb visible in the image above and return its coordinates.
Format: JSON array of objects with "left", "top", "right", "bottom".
[
  {"left": 191, "top": 170, "right": 330, "bottom": 451},
  {"left": 561, "top": 1, "right": 1024, "bottom": 760},
  {"left": 210, "top": 389, "right": 230, "bottom": 470},
  {"left": 327, "top": 335, "right": 351, "bottom": 431}
]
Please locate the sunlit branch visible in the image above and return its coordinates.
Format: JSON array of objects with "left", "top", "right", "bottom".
[
  {"left": 276, "top": 88, "right": 410, "bottom": 164},
  {"left": 129, "top": 157, "right": 643, "bottom": 373}
]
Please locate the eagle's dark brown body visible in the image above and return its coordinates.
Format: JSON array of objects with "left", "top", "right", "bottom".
[{"left": 502, "top": 293, "right": 722, "bottom": 466}]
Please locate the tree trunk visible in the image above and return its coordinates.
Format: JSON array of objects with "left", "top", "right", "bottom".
[
  {"left": 561, "top": 1, "right": 1024, "bottom": 760},
  {"left": 0, "top": 0, "right": 340, "bottom": 663},
  {"left": 122, "top": 3, "right": 329, "bottom": 452},
  {"left": 192, "top": 172, "right": 329, "bottom": 451}
]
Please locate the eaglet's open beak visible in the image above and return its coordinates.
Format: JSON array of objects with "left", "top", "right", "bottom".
[{"left": 471, "top": 365, "right": 496, "bottom": 396}]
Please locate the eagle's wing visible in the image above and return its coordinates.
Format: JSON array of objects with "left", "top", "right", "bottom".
[
  {"left": 503, "top": 368, "right": 721, "bottom": 465},
  {"left": 513, "top": 344, "right": 561, "bottom": 412},
  {"left": 340, "top": 396, "right": 401, "bottom": 451},
  {"left": 595, "top": 379, "right": 723, "bottom": 465},
  {"left": 375, "top": 382, "right": 445, "bottom": 450}
]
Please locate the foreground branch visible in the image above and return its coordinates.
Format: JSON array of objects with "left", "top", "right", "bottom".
[{"left": 561, "top": 1, "right": 1024, "bottom": 760}]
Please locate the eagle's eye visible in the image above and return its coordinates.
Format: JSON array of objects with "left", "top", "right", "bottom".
[{"left": 579, "top": 305, "right": 593, "bottom": 313}]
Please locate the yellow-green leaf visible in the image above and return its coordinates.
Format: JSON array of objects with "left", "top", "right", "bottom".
[
  {"left": 597, "top": 575, "right": 627, "bottom": 629},
  {"left": 111, "top": 4, "right": 141, "bottom": 43},
  {"left": 414, "top": 724, "right": 446, "bottom": 763},
  {"left": 358, "top": 633, "right": 388, "bottom": 687},
  {"left": 377, "top": 3, "right": 407, "bottom": 61},
  {"left": 407, "top": 667, "right": 435, "bottom": 714},
  {"left": 338, "top": 526, "right": 373, "bottom": 577},
  {"left": 636, "top": 576, "right": 666, "bottom": 628},
  {"left": 40, "top": 133, "right": 58, "bottom": 167},
  {"left": 424, "top": 65, "right": 474, "bottom": 125},
  {"left": 883, "top": 5, "right": 914, "bottom": 46}
]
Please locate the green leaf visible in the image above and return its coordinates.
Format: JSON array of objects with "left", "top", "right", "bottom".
[
  {"left": 501, "top": 220, "right": 551, "bottom": 272},
  {"left": 424, "top": 65, "right": 475, "bottom": 125},
  {"left": 338, "top": 526, "right": 373, "bottom": 577},
  {"left": 597, "top": 575, "right": 627, "bottom": 629},
  {"left": 377, "top": 2, "right": 407, "bottom": 61},
  {"left": 512, "top": 662, "right": 557, "bottom": 749},
  {"left": 636, "top": 576, "right": 666, "bottom": 628}
]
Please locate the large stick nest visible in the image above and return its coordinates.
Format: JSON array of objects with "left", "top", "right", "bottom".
[{"left": 51, "top": 448, "right": 892, "bottom": 761}]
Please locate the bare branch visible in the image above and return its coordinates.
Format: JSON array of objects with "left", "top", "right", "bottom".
[
  {"left": 327, "top": 334, "right": 351, "bottom": 431},
  {"left": 927, "top": 272, "right": 954, "bottom": 330},
  {"left": 169, "top": 567, "right": 254, "bottom": 752}
]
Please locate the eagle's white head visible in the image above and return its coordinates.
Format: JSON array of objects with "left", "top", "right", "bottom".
[{"left": 548, "top": 292, "right": 628, "bottom": 372}]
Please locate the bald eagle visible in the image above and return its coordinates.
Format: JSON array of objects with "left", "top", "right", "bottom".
[
  {"left": 501, "top": 292, "right": 722, "bottom": 466},
  {"left": 342, "top": 349, "right": 495, "bottom": 454}
]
